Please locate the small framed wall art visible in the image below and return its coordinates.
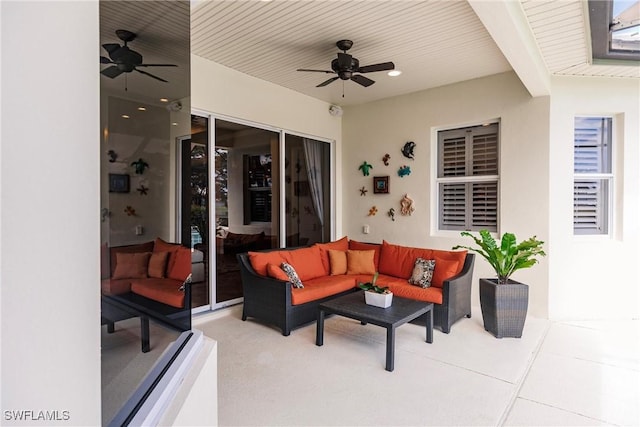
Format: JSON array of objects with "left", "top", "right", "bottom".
[
  {"left": 373, "top": 176, "right": 389, "bottom": 194},
  {"left": 109, "top": 173, "right": 130, "bottom": 193}
]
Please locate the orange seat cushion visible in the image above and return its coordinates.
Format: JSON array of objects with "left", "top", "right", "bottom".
[
  {"left": 315, "top": 236, "right": 349, "bottom": 275},
  {"left": 348, "top": 240, "right": 381, "bottom": 270},
  {"left": 291, "top": 275, "right": 356, "bottom": 305},
  {"left": 328, "top": 250, "right": 347, "bottom": 275},
  {"left": 346, "top": 250, "right": 376, "bottom": 275},
  {"left": 112, "top": 252, "right": 151, "bottom": 279},
  {"left": 131, "top": 278, "right": 185, "bottom": 308},
  {"left": 386, "top": 281, "right": 444, "bottom": 305},
  {"left": 101, "top": 278, "right": 132, "bottom": 296}
]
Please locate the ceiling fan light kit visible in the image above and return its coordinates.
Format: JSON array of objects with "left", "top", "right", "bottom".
[
  {"left": 328, "top": 105, "right": 343, "bottom": 116},
  {"left": 297, "top": 40, "right": 395, "bottom": 90}
]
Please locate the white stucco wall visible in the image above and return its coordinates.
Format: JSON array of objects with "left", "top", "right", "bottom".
[
  {"left": 548, "top": 76, "right": 640, "bottom": 320},
  {"left": 1, "top": 1, "right": 101, "bottom": 425},
  {"left": 343, "top": 72, "right": 551, "bottom": 318}
]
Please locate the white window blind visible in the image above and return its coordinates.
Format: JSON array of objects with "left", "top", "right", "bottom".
[
  {"left": 437, "top": 123, "right": 499, "bottom": 232},
  {"left": 573, "top": 117, "right": 612, "bottom": 235}
]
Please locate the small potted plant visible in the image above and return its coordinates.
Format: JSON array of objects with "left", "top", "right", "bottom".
[
  {"left": 358, "top": 272, "right": 393, "bottom": 308},
  {"left": 453, "top": 230, "right": 546, "bottom": 338}
]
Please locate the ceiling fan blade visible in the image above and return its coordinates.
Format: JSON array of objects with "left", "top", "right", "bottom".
[
  {"left": 358, "top": 61, "right": 395, "bottom": 73},
  {"left": 100, "top": 56, "right": 113, "bottom": 64},
  {"left": 138, "top": 63, "right": 178, "bottom": 67},
  {"left": 102, "top": 43, "right": 122, "bottom": 56},
  {"left": 317, "top": 76, "right": 339, "bottom": 87},
  {"left": 297, "top": 68, "right": 335, "bottom": 74},
  {"left": 100, "top": 66, "right": 123, "bottom": 79},
  {"left": 351, "top": 74, "right": 375, "bottom": 87},
  {"left": 337, "top": 52, "right": 352, "bottom": 69},
  {"left": 135, "top": 68, "right": 168, "bottom": 83}
]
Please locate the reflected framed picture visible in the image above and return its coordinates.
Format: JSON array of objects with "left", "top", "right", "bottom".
[
  {"left": 373, "top": 176, "right": 389, "bottom": 194},
  {"left": 109, "top": 173, "right": 130, "bottom": 193}
]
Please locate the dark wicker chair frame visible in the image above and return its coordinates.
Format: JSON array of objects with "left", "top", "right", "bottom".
[{"left": 237, "top": 249, "right": 475, "bottom": 336}]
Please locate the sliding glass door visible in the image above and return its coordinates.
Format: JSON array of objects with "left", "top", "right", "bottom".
[
  {"left": 284, "top": 134, "right": 331, "bottom": 247},
  {"left": 189, "top": 114, "right": 334, "bottom": 309}
]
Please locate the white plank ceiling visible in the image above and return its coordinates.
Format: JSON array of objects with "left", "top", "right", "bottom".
[{"left": 100, "top": 0, "right": 640, "bottom": 107}]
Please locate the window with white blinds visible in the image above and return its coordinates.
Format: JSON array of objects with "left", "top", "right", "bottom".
[
  {"left": 573, "top": 117, "right": 612, "bottom": 235},
  {"left": 437, "top": 123, "right": 499, "bottom": 232}
]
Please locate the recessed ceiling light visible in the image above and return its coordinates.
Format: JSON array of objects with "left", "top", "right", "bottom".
[
  {"left": 160, "top": 98, "right": 169, "bottom": 103},
  {"left": 388, "top": 70, "right": 402, "bottom": 77},
  {"left": 137, "top": 107, "right": 146, "bottom": 111},
  {"left": 172, "top": 122, "right": 178, "bottom": 126},
  {"left": 121, "top": 114, "right": 130, "bottom": 119}
]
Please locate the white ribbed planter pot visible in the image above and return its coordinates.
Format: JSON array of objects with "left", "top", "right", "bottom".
[{"left": 364, "top": 291, "right": 393, "bottom": 308}]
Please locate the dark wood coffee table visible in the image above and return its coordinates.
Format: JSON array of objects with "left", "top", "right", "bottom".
[{"left": 316, "top": 291, "right": 433, "bottom": 372}]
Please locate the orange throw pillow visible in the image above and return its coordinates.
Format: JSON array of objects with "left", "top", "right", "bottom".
[
  {"left": 154, "top": 238, "right": 182, "bottom": 273},
  {"left": 328, "top": 250, "right": 347, "bottom": 275},
  {"left": 266, "top": 263, "right": 290, "bottom": 281},
  {"left": 148, "top": 251, "right": 169, "bottom": 278},
  {"left": 112, "top": 252, "right": 151, "bottom": 280},
  {"left": 346, "top": 250, "right": 376, "bottom": 275},
  {"left": 431, "top": 258, "right": 460, "bottom": 288},
  {"left": 349, "top": 240, "right": 381, "bottom": 270},
  {"left": 167, "top": 247, "right": 192, "bottom": 281}
]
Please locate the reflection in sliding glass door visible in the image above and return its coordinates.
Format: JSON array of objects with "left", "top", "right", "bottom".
[
  {"left": 284, "top": 134, "right": 331, "bottom": 247},
  {"left": 214, "top": 119, "right": 280, "bottom": 305}
]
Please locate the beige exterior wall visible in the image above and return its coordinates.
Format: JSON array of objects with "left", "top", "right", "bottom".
[{"left": 342, "top": 72, "right": 551, "bottom": 318}]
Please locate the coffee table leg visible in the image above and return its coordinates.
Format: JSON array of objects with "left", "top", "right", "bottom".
[
  {"left": 141, "top": 316, "right": 150, "bottom": 353},
  {"left": 386, "top": 327, "right": 395, "bottom": 372},
  {"left": 426, "top": 308, "right": 433, "bottom": 344},
  {"left": 316, "top": 309, "right": 325, "bottom": 346}
]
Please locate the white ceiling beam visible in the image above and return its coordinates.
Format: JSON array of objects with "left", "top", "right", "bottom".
[{"left": 468, "top": 0, "right": 551, "bottom": 97}]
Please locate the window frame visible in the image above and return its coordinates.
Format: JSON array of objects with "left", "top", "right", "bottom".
[
  {"left": 588, "top": 0, "right": 640, "bottom": 63},
  {"left": 573, "top": 115, "right": 615, "bottom": 237},
  {"left": 434, "top": 121, "right": 500, "bottom": 234}
]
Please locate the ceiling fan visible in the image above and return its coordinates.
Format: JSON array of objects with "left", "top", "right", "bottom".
[
  {"left": 297, "top": 40, "right": 395, "bottom": 88},
  {"left": 100, "top": 29, "right": 177, "bottom": 84}
]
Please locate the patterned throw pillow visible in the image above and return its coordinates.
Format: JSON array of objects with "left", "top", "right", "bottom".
[
  {"left": 281, "top": 262, "right": 304, "bottom": 289},
  {"left": 408, "top": 258, "right": 436, "bottom": 288}
]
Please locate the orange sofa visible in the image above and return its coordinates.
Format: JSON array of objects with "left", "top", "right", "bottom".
[
  {"left": 101, "top": 238, "right": 192, "bottom": 309},
  {"left": 238, "top": 237, "right": 475, "bottom": 336}
]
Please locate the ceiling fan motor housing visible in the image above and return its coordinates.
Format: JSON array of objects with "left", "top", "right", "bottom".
[{"left": 331, "top": 57, "right": 359, "bottom": 80}]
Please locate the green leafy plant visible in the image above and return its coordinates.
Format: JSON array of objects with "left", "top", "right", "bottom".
[
  {"left": 453, "top": 230, "right": 546, "bottom": 284},
  {"left": 358, "top": 272, "right": 391, "bottom": 294}
]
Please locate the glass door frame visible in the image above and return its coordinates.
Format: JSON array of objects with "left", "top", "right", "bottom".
[{"left": 189, "top": 109, "right": 336, "bottom": 312}]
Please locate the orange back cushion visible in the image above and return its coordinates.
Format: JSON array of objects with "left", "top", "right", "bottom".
[
  {"left": 248, "top": 250, "right": 289, "bottom": 276},
  {"left": 315, "top": 236, "right": 349, "bottom": 275},
  {"left": 430, "top": 250, "right": 467, "bottom": 287},
  {"left": 378, "top": 241, "right": 433, "bottom": 279},
  {"left": 349, "top": 240, "right": 381, "bottom": 270},
  {"left": 167, "top": 247, "right": 192, "bottom": 281},
  {"left": 286, "top": 245, "right": 326, "bottom": 281},
  {"left": 154, "top": 238, "right": 182, "bottom": 275}
]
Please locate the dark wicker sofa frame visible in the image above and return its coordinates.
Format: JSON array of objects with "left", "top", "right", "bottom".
[{"left": 237, "top": 246, "right": 475, "bottom": 336}]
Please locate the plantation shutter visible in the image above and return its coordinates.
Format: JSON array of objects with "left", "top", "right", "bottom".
[
  {"left": 438, "top": 124, "right": 499, "bottom": 232},
  {"left": 573, "top": 117, "right": 612, "bottom": 235}
]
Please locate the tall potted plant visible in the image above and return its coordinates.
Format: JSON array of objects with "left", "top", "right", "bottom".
[{"left": 453, "top": 230, "right": 546, "bottom": 338}]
